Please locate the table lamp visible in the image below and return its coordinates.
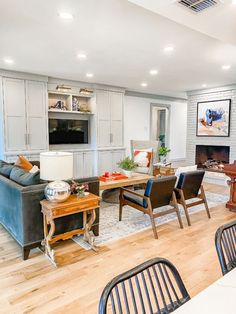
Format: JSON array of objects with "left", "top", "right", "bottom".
[{"left": 40, "top": 151, "right": 73, "bottom": 202}]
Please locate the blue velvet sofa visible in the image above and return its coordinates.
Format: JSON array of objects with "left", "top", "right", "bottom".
[{"left": 0, "top": 165, "right": 100, "bottom": 260}]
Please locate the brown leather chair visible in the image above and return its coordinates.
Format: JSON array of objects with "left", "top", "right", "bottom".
[
  {"left": 119, "top": 176, "right": 183, "bottom": 239},
  {"left": 175, "top": 170, "right": 210, "bottom": 226}
]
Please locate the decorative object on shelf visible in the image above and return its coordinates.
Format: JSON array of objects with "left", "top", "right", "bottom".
[
  {"left": 49, "top": 100, "right": 67, "bottom": 111},
  {"left": 117, "top": 157, "right": 138, "bottom": 177},
  {"left": 79, "top": 88, "right": 93, "bottom": 96},
  {"left": 72, "top": 97, "right": 79, "bottom": 111},
  {"left": 40, "top": 151, "right": 73, "bottom": 202},
  {"left": 70, "top": 180, "right": 89, "bottom": 198},
  {"left": 197, "top": 99, "right": 231, "bottom": 137},
  {"left": 158, "top": 146, "right": 171, "bottom": 164},
  {"left": 79, "top": 102, "right": 91, "bottom": 113},
  {"left": 56, "top": 85, "right": 72, "bottom": 92}
]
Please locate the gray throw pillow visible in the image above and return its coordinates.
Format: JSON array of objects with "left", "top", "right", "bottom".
[
  {"left": 0, "top": 160, "right": 15, "bottom": 177},
  {"left": 10, "top": 167, "right": 40, "bottom": 186}
]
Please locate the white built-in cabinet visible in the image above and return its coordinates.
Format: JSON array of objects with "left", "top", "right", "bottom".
[
  {"left": 96, "top": 90, "right": 123, "bottom": 147},
  {"left": 98, "top": 149, "right": 125, "bottom": 175},
  {"left": 73, "top": 151, "right": 94, "bottom": 178},
  {"left": 2, "top": 77, "right": 47, "bottom": 152},
  {"left": 0, "top": 72, "right": 126, "bottom": 178}
]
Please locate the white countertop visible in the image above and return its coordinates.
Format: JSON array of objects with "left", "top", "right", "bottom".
[{"left": 174, "top": 268, "right": 236, "bottom": 313}]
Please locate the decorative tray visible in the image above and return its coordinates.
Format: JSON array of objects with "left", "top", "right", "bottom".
[{"left": 99, "top": 172, "right": 128, "bottom": 182}]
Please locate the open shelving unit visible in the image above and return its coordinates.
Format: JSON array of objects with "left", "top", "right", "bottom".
[{"left": 48, "top": 91, "right": 94, "bottom": 114}]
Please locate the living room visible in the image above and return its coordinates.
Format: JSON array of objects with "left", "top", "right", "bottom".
[{"left": 1, "top": 0, "right": 236, "bottom": 313}]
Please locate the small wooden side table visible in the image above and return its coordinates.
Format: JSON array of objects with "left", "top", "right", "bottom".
[
  {"left": 40, "top": 193, "right": 100, "bottom": 266},
  {"left": 153, "top": 162, "right": 175, "bottom": 176}
]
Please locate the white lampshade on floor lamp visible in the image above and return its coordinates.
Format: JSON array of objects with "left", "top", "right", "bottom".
[{"left": 40, "top": 152, "right": 73, "bottom": 202}]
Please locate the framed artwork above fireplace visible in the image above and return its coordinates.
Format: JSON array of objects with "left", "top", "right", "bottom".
[{"left": 196, "top": 99, "right": 231, "bottom": 137}]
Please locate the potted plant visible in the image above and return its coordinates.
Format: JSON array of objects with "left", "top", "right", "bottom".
[
  {"left": 117, "top": 157, "right": 138, "bottom": 177},
  {"left": 158, "top": 146, "right": 171, "bottom": 164}
]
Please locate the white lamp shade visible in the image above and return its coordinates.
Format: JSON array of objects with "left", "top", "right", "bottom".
[{"left": 40, "top": 151, "right": 73, "bottom": 181}]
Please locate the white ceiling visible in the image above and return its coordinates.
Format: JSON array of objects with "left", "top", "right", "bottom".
[
  {"left": 0, "top": 0, "right": 236, "bottom": 98},
  {"left": 129, "top": 0, "right": 236, "bottom": 45}
]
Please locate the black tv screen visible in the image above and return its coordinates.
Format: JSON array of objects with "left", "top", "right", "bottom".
[{"left": 49, "top": 119, "right": 88, "bottom": 144}]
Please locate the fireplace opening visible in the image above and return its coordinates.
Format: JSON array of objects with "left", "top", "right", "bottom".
[{"left": 195, "top": 145, "right": 230, "bottom": 172}]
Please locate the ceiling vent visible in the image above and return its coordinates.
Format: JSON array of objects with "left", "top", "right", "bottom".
[{"left": 177, "top": 0, "right": 219, "bottom": 13}]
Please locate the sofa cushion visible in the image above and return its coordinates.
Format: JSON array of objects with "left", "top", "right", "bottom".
[
  {"left": 15, "top": 155, "right": 33, "bottom": 171},
  {"left": 10, "top": 167, "right": 40, "bottom": 186},
  {"left": 0, "top": 160, "right": 15, "bottom": 177}
]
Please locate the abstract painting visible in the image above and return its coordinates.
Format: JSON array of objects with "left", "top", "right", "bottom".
[{"left": 196, "top": 99, "right": 231, "bottom": 137}]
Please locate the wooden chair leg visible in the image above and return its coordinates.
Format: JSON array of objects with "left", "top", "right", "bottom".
[
  {"left": 150, "top": 214, "right": 158, "bottom": 239},
  {"left": 147, "top": 201, "right": 158, "bottom": 239},
  {"left": 201, "top": 185, "right": 211, "bottom": 219},
  {"left": 119, "top": 202, "right": 123, "bottom": 221},
  {"left": 172, "top": 192, "right": 183, "bottom": 229},
  {"left": 180, "top": 190, "right": 191, "bottom": 226}
]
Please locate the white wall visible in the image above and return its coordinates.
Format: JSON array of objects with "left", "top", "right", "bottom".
[{"left": 124, "top": 94, "right": 187, "bottom": 160}]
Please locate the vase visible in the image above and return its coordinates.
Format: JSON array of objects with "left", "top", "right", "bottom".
[
  {"left": 77, "top": 190, "right": 85, "bottom": 198},
  {"left": 159, "top": 156, "right": 167, "bottom": 164},
  {"left": 122, "top": 169, "right": 133, "bottom": 177}
]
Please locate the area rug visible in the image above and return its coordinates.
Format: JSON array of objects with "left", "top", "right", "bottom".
[{"left": 73, "top": 191, "right": 228, "bottom": 248}]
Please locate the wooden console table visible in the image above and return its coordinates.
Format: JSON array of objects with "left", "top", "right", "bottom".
[
  {"left": 224, "top": 161, "right": 236, "bottom": 212},
  {"left": 40, "top": 193, "right": 100, "bottom": 266}
]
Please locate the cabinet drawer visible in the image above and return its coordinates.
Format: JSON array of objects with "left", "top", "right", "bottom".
[{"left": 52, "top": 200, "right": 99, "bottom": 217}]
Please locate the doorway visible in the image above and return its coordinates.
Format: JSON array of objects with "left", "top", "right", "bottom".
[{"left": 150, "top": 104, "right": 170, "bottom": 147}]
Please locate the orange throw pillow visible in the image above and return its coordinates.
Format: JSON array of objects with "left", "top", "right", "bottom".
[{"left": 15, "top": 155, "right": 33, "bottom": 171}]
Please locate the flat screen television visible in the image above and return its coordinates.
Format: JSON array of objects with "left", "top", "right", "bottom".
[{"left": 49, "top": 119, "right": 88, "bottom": 145}]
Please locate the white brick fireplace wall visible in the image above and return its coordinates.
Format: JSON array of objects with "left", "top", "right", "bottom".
[{"left": 186, "top": 85, "right": 236, "bottom": 166}]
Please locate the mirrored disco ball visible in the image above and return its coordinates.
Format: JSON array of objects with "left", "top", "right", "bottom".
[{"left": 45, "top": 180, "right": 71, "bottom": 202}]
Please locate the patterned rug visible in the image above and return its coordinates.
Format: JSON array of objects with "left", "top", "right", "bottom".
[{"left": 73, "top": 192, "right": 228, "bottom": 248}]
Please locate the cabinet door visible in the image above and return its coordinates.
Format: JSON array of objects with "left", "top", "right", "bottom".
[
  {"left": 110, "top": 92, "right": 123, "bottom": 147},
  {"left": 96, "top": 90, "right": 111, "bottom": 147},
  {"left": 3, "top": 78, "right": 27, "bottom": 151},
  {"left": 98, "top": 120, "right": 111, "bottom": 147},
  {"left": 26, "top": 81, "right": 47, "bottom": 150},
  {"left": 83, "top": 152, "right": 94, "bottom": 178},
  {"left": 111, "top": 121, "right": 123, "bottom": 147},
  {"left": 96, "top": 90, "right": 110, "bottom": 120},
  {"left": 112, "top": 150, "right": 125, "bottom": 172},
  {"left": 110, "top": 92, "right": 123, "bottom": 121},
  {"left": 73, "top": 153, "right": 84, "bottom": 178},
  {"left": 98, "top": 151, "right": 113, "bottom": 175}
]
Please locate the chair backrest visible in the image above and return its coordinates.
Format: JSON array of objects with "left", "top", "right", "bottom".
[
  {"left": 131, "top": 140, "right": 159, "bottom": 174},
  {"left": 176, "top": 170, "right": 205, "bottom": 200},
  {"left": 215, "top": 220, "right": 236, "bottom": 275},
  {"left": 98, "top": 257, "right": 190, "bottom": 314},
  {"left": 144, "top": 176, "right": 177, "bottom": 209}
]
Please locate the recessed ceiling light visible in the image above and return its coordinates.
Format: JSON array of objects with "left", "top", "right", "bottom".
[
  {"left": 58, "top": 12, "right": 73, "bottom": 20},
  {"left": 141, "top": 82, "right": 148, "bottom": 87},
  {"left": 77, "top": 53, "right": 87, "bottom": 60},
  {"left": 3, "top": 58, "right": 14, "bottom": 64},
  {"left": 202, "top": 84, "right": 207, "bottom": 88},
  {"left": 149, "top": 69, "right": 158, "bottom": 76},
  {"left": 221, "top": 65, "right": 231, "bottom": 70},
  {"left": 86, "top": 73, "right": 94, "bottom": 78},
  {"left": 164, "top": 46, "right": 174, "bottom": 53}
]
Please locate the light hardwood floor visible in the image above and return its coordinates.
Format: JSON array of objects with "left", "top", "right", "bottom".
[{"left": 0, "top": 183, "right": 235, "bottom": 313}]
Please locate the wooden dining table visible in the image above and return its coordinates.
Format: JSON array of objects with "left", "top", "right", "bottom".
[{"left": 174, "top": 268, "right": 236, "bottom": 313}]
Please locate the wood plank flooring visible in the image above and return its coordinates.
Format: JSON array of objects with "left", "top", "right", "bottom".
[{"left": 0, "top": 183, "right": 235, "bottom": 313}]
